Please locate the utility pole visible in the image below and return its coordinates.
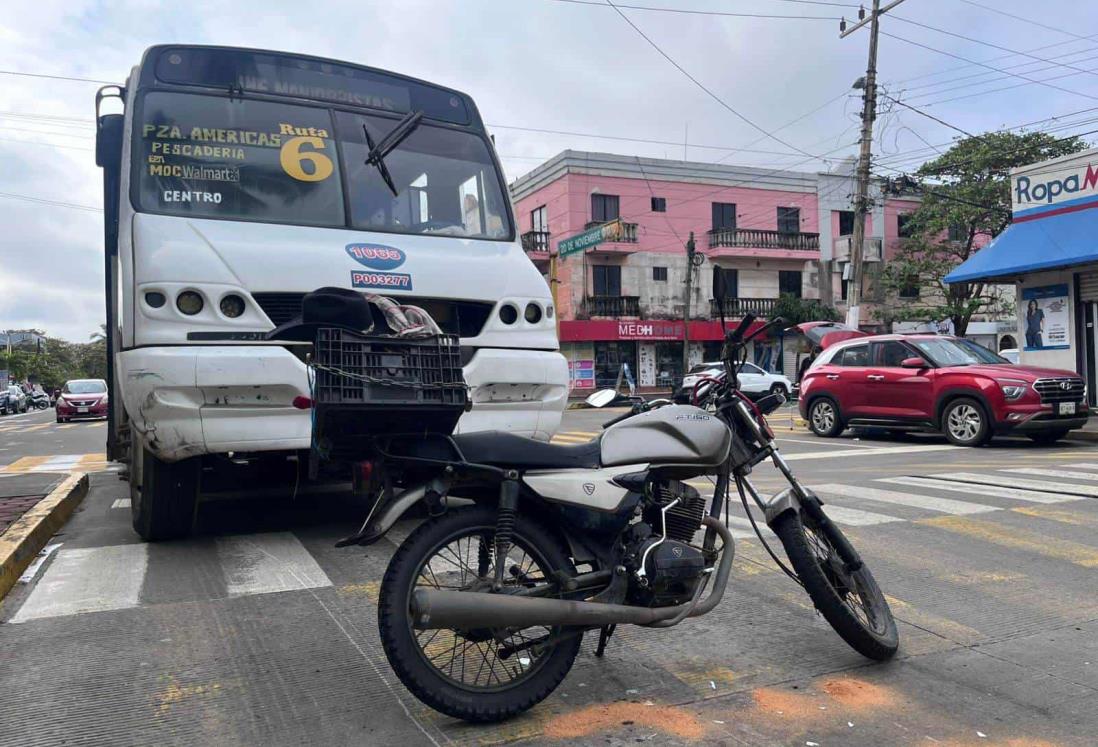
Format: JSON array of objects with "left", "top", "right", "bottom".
[
  {"left": 682, "top": 232, "right": 695, "bottom": 377},
  {"left": 840, "top": 0, "right": 904, "bottom": 330}
]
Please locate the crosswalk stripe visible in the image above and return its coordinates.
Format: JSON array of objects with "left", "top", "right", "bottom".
[
  {"left": 818, "top": 483, "right": 996, "bottom": 515},
  {"left": 1004, "top": 467, "right": 1098, "bottom": 482},
  {"left": 930, "top": 472, "right": 1098, "bottom": 498},
  {"left": 556, "top": 431, "right": 599, "bottom": 438},
  {"left": 815, "top": 504, "right": 902, "bottom": 526},
  {"left": 550, "top": 435, "right": 591, "bottom": 444},
  {"left": 1, "top": 455, "right": 51, "bottom": 473},
  {"left": 216, "top": 532, "right": 333, "bottom": 597},
  {"left": 58, "top": 424, "right": 78, "bottom": 430},
  {"left": 110, "top": 498, "right": 131, "bottom": 509},
  {"left": 21, "top": 423, "right": 51, "bottom": 432},
  {"left": 10, "top": 544, "right": 149, "bottom": 623},
  {"left": 1063, "top": 463, "right": 1098, "bottom": 471},
  {"left": 884, "top": 476, "right": 1078, "bottom": 504},
  {"left": 781, "top": 444, "right": 959, "bottom": 461}
]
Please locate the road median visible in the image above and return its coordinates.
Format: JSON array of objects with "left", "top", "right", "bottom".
[{"left": 0, "top": 472, "right": 89, "bottom": 600}]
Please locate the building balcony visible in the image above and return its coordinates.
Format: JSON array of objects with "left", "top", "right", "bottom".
[
  {"left": 707, "top": 228, "right": 819, "bottom": 255},
  {"left": 709, "top": 297, "right": 778, "bottom": 318},
  {"left": 832, "top": 235, "right": 883, "bottom": 262},
  {"left": 521, "top": 230, "right": 551, "bottom": 254},
  {"left": 584, "top": 220, "right": 639, "bottom": 244},
  {"left": 585, "top": 295, "right": 640, "bottom": 317}
]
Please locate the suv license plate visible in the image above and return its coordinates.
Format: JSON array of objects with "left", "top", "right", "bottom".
[
  {"left": 1059, "top": 402, "right": 1076, "bottom": 415},
  {"left": 77, "top": 407, "right": 89, "bottom": 414}
]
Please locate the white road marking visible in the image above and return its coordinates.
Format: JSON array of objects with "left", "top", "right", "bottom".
[
  {"left": 775, "top": 437, "right": 877, "bottom": 448},
  {"left": 817, "top": 483, "right": 996, "bottom": 515},
  {"left": 1064, "top": 463, "right": 1098, "bottom": 471},
  {"left": 1005, "top": 467, "right": 1098, "bottom": 482},
  {"left": 216, "top": 532, "right": 332, "bottom": 597},
  {"left": 930, "top": 472, "right": 1098, "bottom": 498},
  {"left": 815, "top": 504, "right": 902, "bottom": 526},
  {"left": 10, "top": 544, "right": 148, "bottom": 623},
  {"left": 781, "top": 444, "right": 959, "bottom": 461},
  {"left": 884, "top": 476, "right": 1080, "bottom": 504},
  {"left": 110, "top": 498, "right": 131, "bottom": 509}
]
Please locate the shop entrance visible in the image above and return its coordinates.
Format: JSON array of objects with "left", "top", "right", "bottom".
[
  {"left": 1082, "top": 301, "right": 1097, "bottom": 408},
  {"left": 594, "top": 342, "right": 637, "bottom": 390}
]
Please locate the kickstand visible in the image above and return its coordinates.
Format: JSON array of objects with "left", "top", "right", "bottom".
[{"left": 595, "top": 624, "right": 616, "bottom": 657}]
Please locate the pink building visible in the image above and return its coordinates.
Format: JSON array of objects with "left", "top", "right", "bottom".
[{"left": 510, "top": 151, "right": 920, "bottom": 391}]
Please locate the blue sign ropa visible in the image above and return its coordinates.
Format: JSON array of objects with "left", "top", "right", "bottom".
[
  {"left": 351, "top": 270, "right": 412, "bottom": 291},
  {"left": 345, "top": 243, "right": 406, "bottom": 270}
]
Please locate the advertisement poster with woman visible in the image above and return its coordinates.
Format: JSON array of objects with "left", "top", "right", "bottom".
[{"left": 1022, "top": 284, "right": 1070, "bottom": 350}]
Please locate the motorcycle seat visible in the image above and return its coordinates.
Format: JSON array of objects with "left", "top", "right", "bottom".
[{"left": 452, "top": 431, "right": 601, "bottom": 470}]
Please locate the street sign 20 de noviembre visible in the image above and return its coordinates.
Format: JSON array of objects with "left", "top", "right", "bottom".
[{"left": 558, "top": 219, "right": 623, "bottom": 257}]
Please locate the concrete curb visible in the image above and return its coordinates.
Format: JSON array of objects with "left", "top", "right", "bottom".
[{"left": 0, "top": 472, "right": 89, "bottom": 601}]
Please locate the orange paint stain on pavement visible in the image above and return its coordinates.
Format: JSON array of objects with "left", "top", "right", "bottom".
[
  {"left": 821, "top": 677, "right": 898, "bottom": 710},
  {"left": 542, "top": 702, "right": 706, "bottom": 740},
  {"left": 933, "top": 739, "right": 1061, "bottom": 747},
  {"left": 751, "top": 687, "right": 822, "bottom": 720}
]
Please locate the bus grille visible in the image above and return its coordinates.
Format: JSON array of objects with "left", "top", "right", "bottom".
[
  {"left": 1032, "top": 377, "right": 1085, "bottom": 403},
  {"left": 252, "top": 292, "right": 493, "bottom": 338}
]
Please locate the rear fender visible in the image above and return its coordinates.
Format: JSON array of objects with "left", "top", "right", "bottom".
[{"left": 337, "top": 482, "right": 430, "bottom": 547}]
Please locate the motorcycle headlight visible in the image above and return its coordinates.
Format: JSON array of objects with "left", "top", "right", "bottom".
[{"left": 998, "top": 379, "right": 1028, "bottom": 400}]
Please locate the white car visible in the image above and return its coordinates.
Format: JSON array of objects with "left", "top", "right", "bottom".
[
  {"left": 679, "top": 361, "right": 793, "bottom": 401},
  {"left": 999, "top": 348, "right": 1020, "bottom": 364}
]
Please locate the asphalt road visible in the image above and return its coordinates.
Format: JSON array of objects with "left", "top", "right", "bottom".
[{"left": 1, "top": 406, "right": 1097, "bottom": 746}]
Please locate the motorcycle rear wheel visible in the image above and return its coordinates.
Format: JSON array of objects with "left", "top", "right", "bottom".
[
  {"left": 378, "top": 504, "right": 581, "bottom": 722},
  {"left": 772, "top": 510, "right": 899, "bottom": 660}
]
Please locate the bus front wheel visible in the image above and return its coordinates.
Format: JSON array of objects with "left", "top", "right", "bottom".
[{"left": 130, "top": 431, "right": 200, "bottom": 541}]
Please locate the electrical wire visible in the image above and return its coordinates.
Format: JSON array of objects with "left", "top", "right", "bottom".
[
  {"left": 0, "top": 69, "right": 118, "bottom": 85},
  {"left": 544, "top": 0, "right": 841, "bottom": 20},
  {"left": 954, "top": 0, "right": 1096, "bottom": 43},
  {"left": 0, "top": 191, "right": 102, "bottom": 213},
  {"left": 879, "top": 93, "right": 976, "bottom": 139}
]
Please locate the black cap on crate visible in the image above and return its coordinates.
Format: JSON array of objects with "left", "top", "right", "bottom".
[{"left": 267, "top": 287, "right": 376, "bottom": 341}]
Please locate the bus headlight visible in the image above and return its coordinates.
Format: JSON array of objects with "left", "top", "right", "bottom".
[
  {"left": 524, "top": 302, "right": 542, "bottom": 324},
  {"left": 499, "top": 303, "right": 518, "bottom": 325},
  {"left": 177, "top": 290, "right": 204, "bottom": 315},
  {"left": 219, "top": 294, "right": 246, "bottom": 318}
]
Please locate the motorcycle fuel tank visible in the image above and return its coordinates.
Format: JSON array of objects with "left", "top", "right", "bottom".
[{"left": 601, "top": 405, "right": 731, "bottom": 469}]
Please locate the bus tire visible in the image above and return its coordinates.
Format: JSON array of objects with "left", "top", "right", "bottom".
[{"left": 130, "top": 431, "right": 200, "bottom": 541}]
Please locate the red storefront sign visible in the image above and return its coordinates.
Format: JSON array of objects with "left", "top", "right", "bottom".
[{"left": 559, "top": 319, "right": 767, "bottom": 342}]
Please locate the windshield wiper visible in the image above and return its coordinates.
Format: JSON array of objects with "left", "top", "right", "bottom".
[{"left": 362, "top": 110, "right": 424, "bottom": 197}]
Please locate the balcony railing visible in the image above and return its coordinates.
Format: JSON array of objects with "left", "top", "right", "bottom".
[
  {"left": 521, "top": 230, "right": 551, "bottom": 253},
  {"left": 707, "top": 227, "right": 819, "bottom": 252},
  {"left": 832, "top": 235, "right": 883, "bottom": 262},
  {"left": 709, "top": 297, "right": 778, "bottom": 318},
  {"left": 584, "top": 221, "right": 639, "bottom": 243},
  {"left": 586, "top": 296, "right": 640, "bottom": 317}
]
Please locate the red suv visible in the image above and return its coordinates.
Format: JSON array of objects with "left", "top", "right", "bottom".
[{"left": 799, "top": 334, "right": 1089, "bottom": 446}]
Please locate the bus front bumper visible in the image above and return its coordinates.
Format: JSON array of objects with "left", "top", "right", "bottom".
[{"left": 117, "top": 345, "right": 568, "bottom": 462}]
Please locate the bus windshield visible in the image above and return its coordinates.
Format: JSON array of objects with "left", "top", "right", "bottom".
[{"left": 135, "top": 91, "right": 511, "bottom": 239}]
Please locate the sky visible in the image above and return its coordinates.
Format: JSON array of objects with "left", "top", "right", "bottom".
[{"left": 2, "top": 0, "right": 1098, "bottom": 341}]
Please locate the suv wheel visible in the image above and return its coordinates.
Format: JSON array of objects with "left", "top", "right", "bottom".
[
  {"left": 808, "top": 397, "right": 843, "bottom": 437},
  {"left": 942, "top": 398, "right": 990, "bottom": 447},
  {"left": 769, "top": 382, "right": 789, "bottom": 398}
]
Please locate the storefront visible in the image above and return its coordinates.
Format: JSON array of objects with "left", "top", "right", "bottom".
[
  {"left": 945, "top": 147, "right": 1098, "bottom": 407},
  {"left": 559, "top": 319, "right": 769, "bottom": 393}
]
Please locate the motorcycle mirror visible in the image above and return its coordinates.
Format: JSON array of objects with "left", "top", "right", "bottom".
[{"left": 585, "top": 389, "right": 618, "bottom": 408}]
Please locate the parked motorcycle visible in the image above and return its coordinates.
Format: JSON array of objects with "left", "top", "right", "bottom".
[
  {"left": 325, "top": 308, "right": 898, "bottom": 723},
  {"left": 28, "top": 391, "right": 50, "bottom": 410}
]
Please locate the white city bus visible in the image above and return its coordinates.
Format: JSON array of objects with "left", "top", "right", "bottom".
[{"left": 96, "top": 45, "right": 566, "bottom": 540}]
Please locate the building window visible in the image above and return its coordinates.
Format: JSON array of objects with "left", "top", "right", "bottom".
[
  {"left": 531, "top": 204, "right": 547, "bottom": 233},
  {"left": 777, "top": 207, "right": 801, "bottom": 234},
  {"left": 653, "top": 266, "right": 668, "bottom": 281},
  {"left": 593, "top": 265, "right": 621, "bottom": 297},
  {"left": 594, "top": 341, "right": 637, "bottom": 389},
  {"left": 947, "top": 223, "right": 967, "bottom": 242},
  {"left": 712, "top": 202, "right": 736, "bottom": 230},
  {"left": 651, "top": 196, "right": 666, "bottom": 213},
  {"left": 712, "top": 266, "right": 738, "bottom": 298},
  {"left": 897, "top": 213, "right": 914, "bottom": 238},
  {"left": 899, "top": 275, "right": 920, "bottom": 299},
  {"left": 779, "top": 270, "right": 802, "bottom": 298},
  {"left": 841, "top": 276, "right": 849, "bottom": 301},
  {"left": 838, "top": 210, "right": 855, "bottom": 236},
  {"left": 591, "top": 194, "right": 620, "bottom": 223}
]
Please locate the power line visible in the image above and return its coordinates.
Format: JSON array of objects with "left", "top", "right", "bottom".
[
  {"left": 879, "top": 93, "right": 976, "bottom": 138},
  {"left": 606, "top": 0, "right": 825, "bottom": 159},
  {"left": 880, "top": 30, "right": 1098, "bottom": 102},
  {"left": 488, "top": 123, "right": 811, "bottom": 157},
  {"left": 0, "top": 192, "right": 102, "bottom": 213},
  {"left": 902, "top": 47, "right": 1098, "bottom": 97},
  {"left": 0, "top": 69, "right": 117, "bottom": 85},
  {"left": 954, "top": 0, "right": 1095, "bottom": 43},
  {"left": 889, "top": 14, "right": 1098, "bottom": 82},
  {"left": 916, "top": 63, "right": 1098, "bottom": 108},
  {"left": 544, "top": 0, "right": 840, "bottom": 20}
]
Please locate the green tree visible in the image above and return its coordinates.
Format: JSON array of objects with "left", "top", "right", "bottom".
[
  {"left": 880, "top": 131, "right": 1090, "bottom": 336},
  {"left": 772, "top": 293, "right": 841, "bottom": 326}
]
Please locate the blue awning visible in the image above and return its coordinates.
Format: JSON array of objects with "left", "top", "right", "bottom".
[{"left": 945, "top": 204, "right": 1098, "bottom": 283}]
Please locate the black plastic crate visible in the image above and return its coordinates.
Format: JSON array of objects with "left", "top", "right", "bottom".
[{"left": 311, "top": 328, "right": 468, "bottom": 451}]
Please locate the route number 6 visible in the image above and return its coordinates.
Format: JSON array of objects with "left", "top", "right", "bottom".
[{"left": 280, "top": 136, "right": 334, "bottom": 182}]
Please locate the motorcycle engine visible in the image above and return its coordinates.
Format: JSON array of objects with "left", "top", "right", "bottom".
[{"left": 624, "top": 480, "right": 708, "bottom": 606}]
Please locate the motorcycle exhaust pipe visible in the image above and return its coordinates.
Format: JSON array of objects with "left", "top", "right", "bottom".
[{"left": 410, "top": 517, "right": 734, "bottom": 631}]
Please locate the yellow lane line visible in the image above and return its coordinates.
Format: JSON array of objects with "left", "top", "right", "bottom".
[
  {"left": 77, "top": 453, "right": 109, "bottom": 468},
  {"left": 919, "top": 514, "right": 1098, "bottom": 568},
  {"left": 1012, "top": 505, "right": 1098, "bottom": 528},
  {"left": 58, "top": 424, "right": 78, "bottom": 430},
  {"left": 20, "top": 423, "right": 51, "bottom": 432},
  {"left": 0, "top": 455, "right": 52, "bottom": 474}
]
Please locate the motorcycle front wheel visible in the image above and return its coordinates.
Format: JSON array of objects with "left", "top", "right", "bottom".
[
  {"left": 378, "top": 504, "right": 581, "bottom": 723},
  {"left": 772, "top": 510, "right": 899, "bottom": 660}
]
